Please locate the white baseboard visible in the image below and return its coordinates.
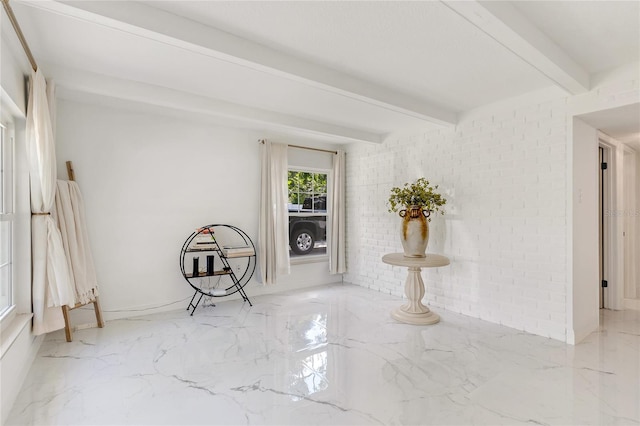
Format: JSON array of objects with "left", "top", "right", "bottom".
[{"left": 567, "top": 319, "right": 600, "bottom": 345}]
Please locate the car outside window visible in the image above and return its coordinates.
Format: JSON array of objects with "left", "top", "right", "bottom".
[{"left": 288, "top": 170, "right": 328, "bottom": 257}]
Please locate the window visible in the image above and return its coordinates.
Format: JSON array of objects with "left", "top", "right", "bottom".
[
  {"left": 288, "top": 170, "right": 328, "bottom": 257},
  {"left": 0, "top": 123, "right": 14, "bottom": 317}
]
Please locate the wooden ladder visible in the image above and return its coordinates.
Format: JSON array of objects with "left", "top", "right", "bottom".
[{"left": 61, "top": 160, "right": 105, "bottom": 342}]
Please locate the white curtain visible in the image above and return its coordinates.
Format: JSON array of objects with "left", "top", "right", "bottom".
[
  {"left": 258, "top": 140, "right": 290, "bottom": 284},
  {"left": 27, "top": 69, "right": 75, "bottom": 335},
  {"left": 329, "top": 150, "right": 346, "bottom": 274},
  {"left": 53, "top": 180, "right": 99, "bottom": 305}
]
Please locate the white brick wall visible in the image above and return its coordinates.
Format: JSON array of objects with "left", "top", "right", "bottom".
[
  {"left": 345, "top": 72, "right": 639, "bottom": 342},
  {"left": 345, "top": 94, "right": 572, "bottom": 341}
]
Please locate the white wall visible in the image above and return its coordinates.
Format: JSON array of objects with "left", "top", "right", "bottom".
[
  {"left": 636, "top": 150, "right": 640, "bottom": 300},
  {"left": 0, "top": 38, "right": 27, "bottom": 115},
  {"left": 568, "top": 118, "right": 599, "bottom": 343},
  {"left": 55, "top": 99, "right": 341, "bottom": 324},
  {"left": 345, "top": 91, "right": 570, "bottom": 341},
  {"left": 624, "top": 145, "right": 640, "bottom": 303},
  {"left": 622, "top": 148, "right": 636, "bottom": 300},
  {"left": 624, "top": 147, "right": 638, "bottom": 298},
  {"left": 345, "top": 70, "right": 639, "bottom": 343}
]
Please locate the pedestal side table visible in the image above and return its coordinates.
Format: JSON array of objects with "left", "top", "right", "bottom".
[{"left": 382, "top": 253, "right": 450, "bottom": 325}]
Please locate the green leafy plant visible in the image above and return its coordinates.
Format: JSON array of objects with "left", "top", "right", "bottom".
[
  {"left": 288, "top": 170, "right": 327, "bottom": 205},
  {"left": 388, "top": 177, "right": 447, "bottom": 220}
]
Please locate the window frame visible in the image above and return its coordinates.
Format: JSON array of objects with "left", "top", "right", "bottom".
[
  {"left": 287, "top": 167, "right": 331, "bottom": 263},
  {"left": 0, "top": 121, "right": 15, "bottom": 319}
]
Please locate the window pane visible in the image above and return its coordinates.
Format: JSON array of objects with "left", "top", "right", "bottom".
[
  {"left": 0, "top": 219, "right": 9, "bottom": 265},
  {"left": 288, "top": 171, "right": 302, "bottom": 206},
  {"left": 299, "top": 172, "right": 313, "bottom": 193},
  {"left": 288, "top": 169, "right": 329, "bottom": 258},
  {"left": 0, "top": 125, "right": 12, "bottom": 314},
  {"left": 0, "top": 264, "right": 10, "bottom": 314},
  {"left": 314, "top": 173, "right": 327, "bottom": 194},
  {"left": 0, "top": 127, "right": 11, "bottom": 215}
]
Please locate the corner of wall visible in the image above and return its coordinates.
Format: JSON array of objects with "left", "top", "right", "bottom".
[
  {"left": 569, "top": 117, "right": 600, "bottom": 342},
  {"left": 567, "top": 316, "right": 600, "bottom": 345}
]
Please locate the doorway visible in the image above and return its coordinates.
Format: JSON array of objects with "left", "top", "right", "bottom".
[
  {"left": 598, "top": 145, "right": 610, "bottom": 309},
  {"left": 598, "top": 136, "right": 639, "bottom": 311},
  {"left": 572, "top": 105, "right": 640, "bottom": 343}
]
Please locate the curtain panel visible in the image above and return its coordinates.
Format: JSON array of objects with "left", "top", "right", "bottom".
[
  {"left": 329, "top": 150, "right": 346, "bottom": 274},
  {"left": 258, "top": 140, "right": 290, "bottom": 284},
  {"left": 26, "top": 69, "right": 75, "bottom": 335}
]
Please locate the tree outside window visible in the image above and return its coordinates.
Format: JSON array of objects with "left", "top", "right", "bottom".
[{"left": 288, "top": 170, "right": 328, "bottom": 257}]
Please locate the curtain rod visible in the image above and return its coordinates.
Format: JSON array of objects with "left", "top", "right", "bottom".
[
  {"left": 2, "top": 0, "right": 38, "bottom": 71},
  {"left": 259, "top": 140, "right": 337, "bottom": 155},
  {"left": 289, "top": 144, "right": 337, "bottom": 155}
]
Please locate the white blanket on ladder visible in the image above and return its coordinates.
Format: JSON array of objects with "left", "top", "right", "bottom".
[{"left": 53, "top": 180, "right": 99, "bottom": 305}]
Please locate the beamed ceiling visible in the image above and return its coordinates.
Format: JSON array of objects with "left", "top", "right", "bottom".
[{"left": 2, "top": 1, "right": 639, "bottom": 144}]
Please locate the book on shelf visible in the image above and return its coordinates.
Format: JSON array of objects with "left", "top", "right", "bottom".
[
  {"left": 194, "top": 241, "right": 218, "bottom": 248},
  {"left": 190, "top": 239, "right": 219, "bottom": 250},
  {"left": 194, "top": 234, "right": 216, "bottom": 243},
  {"left": 221, "top": 245, "right": 255, "bottom": 258}
]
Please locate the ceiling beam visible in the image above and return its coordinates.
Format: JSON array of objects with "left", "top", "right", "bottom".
[
  {"left": 46, "top": 64, "right": 382, "bottom": 144},
  {"left": 23, "top": 0, "right": 457, "bottom": 126},
  {"left": 443, "top": 0, "right": 590, "bottom": 95}
]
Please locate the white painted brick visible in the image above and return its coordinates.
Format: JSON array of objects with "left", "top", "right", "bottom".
[{"left": 342, "top": 84, "right": 639, "bottom": 342}]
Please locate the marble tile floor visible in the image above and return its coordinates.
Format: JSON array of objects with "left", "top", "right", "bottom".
[{"left": 6, "top": 284, "right": 640, "bottom": 425}]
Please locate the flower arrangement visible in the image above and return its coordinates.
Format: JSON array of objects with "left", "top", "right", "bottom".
[{"left": 388, "top": 177, "right": 446, "bottom": 220}]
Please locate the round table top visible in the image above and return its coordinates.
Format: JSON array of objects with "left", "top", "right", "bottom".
[{"left": 382, "top": 253, "right": 450, "bottom": 268}]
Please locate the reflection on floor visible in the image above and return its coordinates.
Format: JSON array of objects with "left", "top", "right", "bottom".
[{"left": 6, "top": 284, "right": 640, "bottom": 425}]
